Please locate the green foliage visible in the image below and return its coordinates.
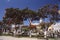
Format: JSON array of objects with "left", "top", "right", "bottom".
[{"left": 3, "top": 4, "right": 60, "bottom": 26}]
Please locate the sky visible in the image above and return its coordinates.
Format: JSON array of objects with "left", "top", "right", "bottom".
[{"left": 0, "top": 0, "right": 60, "bottom": 20}]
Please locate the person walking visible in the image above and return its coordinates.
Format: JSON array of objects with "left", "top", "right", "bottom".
[{"left": 44, "top": 30, "right": 48, "bottom": 40}]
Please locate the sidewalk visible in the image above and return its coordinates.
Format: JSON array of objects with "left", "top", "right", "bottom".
[
  {"left": 0, "top": 36, "right": 59, "bottom": 40},
  {"left": 0, "top": 36, "right": 44, "bottom": 40}
]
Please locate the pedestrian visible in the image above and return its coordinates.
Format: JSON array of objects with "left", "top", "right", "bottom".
[{"left": 44, "top": 30, "right": 48, "bottom": 40}]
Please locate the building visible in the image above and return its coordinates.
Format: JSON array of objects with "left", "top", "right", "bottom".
[{"left": 48, "top": 21, "right": 60, "bottom": 32}]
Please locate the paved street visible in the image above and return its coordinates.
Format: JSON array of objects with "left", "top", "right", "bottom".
[
  {"left": 0, "top": 36, "right": 60, "bottom": 40},
  {"left": 0, "top": 36, "right": 43, "bottom": 40}
]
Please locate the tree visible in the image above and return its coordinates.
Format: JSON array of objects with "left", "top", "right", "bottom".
[
  {"left": 51, "top": 4, "right": 59, "bottom": 22},
  {"left": 38, "top": 4, "right": 50, "bottom": 18},
  {"left": 3, "top": 8, "right": 23, "bottom": 25},
  {"left": 22, "top": 7, "right": 37, "bottom": 20},
  {"left": 3, "top": 7, "right": 37, "bottom": 25}
]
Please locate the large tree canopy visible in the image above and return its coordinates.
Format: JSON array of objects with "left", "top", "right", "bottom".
[
  {"left": 3, "top": 4, "right": 60, "bottom": 25},
  {"left": 3, "top": 7, "right": 37, "bottom": 25}
]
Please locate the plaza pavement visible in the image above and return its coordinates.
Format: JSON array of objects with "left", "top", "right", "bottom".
[{"left": 0, "top": 36, "right": 59, "bottom": 40}]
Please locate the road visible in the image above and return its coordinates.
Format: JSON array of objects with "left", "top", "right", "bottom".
[
  {"left": 0, "top": 36, "right": 59, "bottom": 40},
  {"left": 0, "top": 36, "right": 43, "bottom": 40}
]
